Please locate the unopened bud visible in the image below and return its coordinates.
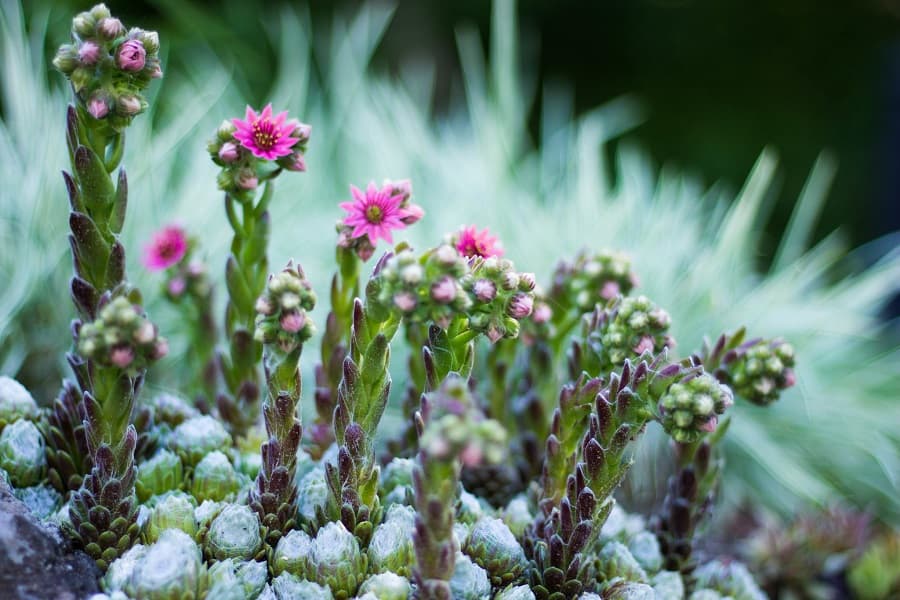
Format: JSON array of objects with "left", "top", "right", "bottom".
[{"left": 98, "top": 17, "right": 124, "bottom": 40}]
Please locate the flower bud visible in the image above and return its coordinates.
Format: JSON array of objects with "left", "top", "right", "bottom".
[
  {"left": 217, "top": 119, "right": 237, "bottom": 141},
  {"left": 236, "top": 169, "right": 258, "bottom": 190},
  {"left": 52, "top": 45, "right": 79, "bottom": 74},
  {"left": 218, "top": 141, "right": 239, "bottom": 163},
  {"left": 139, "top": 30, "right": 160, "bottom": 54},
  {"left": 116, "top": 39, "right": 146, "bottom": 71},
  {"left": 98, "top": 17, "right": 125, "bottom": 40},
  {"left": 117, "top": 94, "right": 142, "bottom": 116},
  {"left": 78, "top": 41, "right": 101, "bottom": 65},
  {"left": 285, "top": 152, "right": 306, "bottom": 172},
  {"left": 72, "top": 14, "right": 96, "bottom": 38},
  {"left": 87, "top": 95, "right": 109, "bottom": 119},
  {"left": 658, "top": 374, "right": 732, "bottom": 444},
  {"left": 430, "top": 276, "right": 458, "bottom": 304},
  {"left": 473, "top": 278, "right": 497, "bottom": 303},
  {"left": 401, "top": 203, "right": 425, "bottom": 225},
  {"left": 506, "top": 293, "right": 533, "bottom": 319}
]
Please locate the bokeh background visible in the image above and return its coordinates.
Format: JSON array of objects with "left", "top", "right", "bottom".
[{"left": 2, "top": 0, "right": 899, "bottom": 529}]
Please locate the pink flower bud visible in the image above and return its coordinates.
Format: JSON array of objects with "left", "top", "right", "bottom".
[
  {"left": 117, "top": 94, "right": 141, "bottom": 116},
  {"left": 167, "top": 276, "right": 187, "bottom": 297},
  {"left": 385, "top": 178, "right": 412, "bottom": 200},
  {"left": 633, "top": 335, "right": 655, "bottom": 355},
  {"left": 218, "top": 141, "right": 239, "bottom": 163},
  {"left": 600, "top": 280, "right": 620, "bottom": 300},
  {"left": 187, "top": 261, "right": 206, "bottom": 277},
  {"left": 237, "top": 170, "right": 258, "bottom": 190},
  {"left": 393, "top": 292, "right": 417, "bottom": 312},
  {"left": 134, "top": 322, "right": 156, "bottom": 344},
  {"left": 700, "top": 416, "right": 718, "bottom": 433},
  {"left": 116, "top": 39, "right": 146, "bottom": 71},
  {"left": 149, "top": 63, "right": 163, "bottom": 79},
  {"left": 87, "top": 96, "right": 109, "bottom": 119},
  {"left": 518, "top": 272, "right": 536, "bottom": 291},
  {"left": 459, "top": 444, "right": 484, "bottom": 467},
  {"left": 153, "top": 339, "right": 169, "bottom": 359},
  {"left": 401, "top": 202, "right": 424, "bottom": 225},
  {"left": 292, "top": 121, "right": 312, "bottom": 141},
  {"left": 98, "top": 17, "right": 125, "bottom": 40},
  {"left": 286, "top": 152, "right": 306, "bottom": 172},
  {"left": 280, "top": 312, "right": 306, "bottom": 333},
  {"left": 486, "top": 324, "right": 504, "bottom": 343},
  {"left": 783, "top": 369, "right": 796, "bottom": 388},
  {"left": 532, "top": 302, "right": 552, "bottom": 324},
  {"left": 507, "top": 293, "right": 534, "bottom": 319},
  {"left": 255, "top": 297, "right": 274, "bottom": 316},
  {"left": 78, "top": 41, "right": 101, "bottom": 65},
  {"left": 110, "top": 346, "right": 135, "bottom": 368},
  {"left": 431, "top": 277, "right": 457, "bottom": 304},
  {"left": 473, "top": 279, "right": 497, "bottom": 303}
]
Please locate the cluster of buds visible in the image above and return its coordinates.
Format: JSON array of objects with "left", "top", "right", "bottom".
[
  {"left": 52, "top": 4, "right": 161, "bottom": 129},
  {"left": 721, "top": 339, "right": 795, "bottom": 406},
  {"left": 571, "top": 295, "right": 674, "bottom": 378},
  {"left": 551, "top": 249, "right": 639, "bottom": 312},
  {"left": 462, "top": 256, "right": 536, "bottom": 342},
  {"left": 76, "top": 296, "right": 168, "bottom": 373},
  {"left": 658, "top": 373, "right": 733, "bottom": 443},
  {"left": 207, "top": 107, "right": 311, "bottom": 197},
  {"left": 337, "top": 179, "right": 424, "bottom": 261},
  {"left": 254, "top": 262, "right": 317, "bottom": 354},
  {"left": 371, "top": 245, "right": 471, "bottom": 327}
]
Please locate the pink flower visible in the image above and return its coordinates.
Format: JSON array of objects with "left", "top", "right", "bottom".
[
  {"left": 143, "top": 225, "right": 188, "bottom": 271},
  {"left": 456, "top": 225, "right": 503, "bottom": 258},
  {"left": 87, "top": 96, "right": 108, "bottom": 119},
  {"left": 116, "top": 39, "right": 146, "bottom": 71},
  {"left": 231, "top": 104, "right": 299, "bottom": 160},
  {"left": 78, "top": 41, "right": 101, "bottom": 65},
  {"left": 339, "top": 182, "right": 410, "bottom": 245}
]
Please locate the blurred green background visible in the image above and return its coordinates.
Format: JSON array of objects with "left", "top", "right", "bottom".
[
  {"left": 34, "top": 0, "right": 900, "bottom": 255},
  {"left": 2, "top": 0, "right": 898, "bottom": 525}
]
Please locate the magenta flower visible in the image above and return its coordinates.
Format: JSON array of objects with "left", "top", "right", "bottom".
[
  {"left": 116, "top": 39, "right": 146, "bottom": 71},
  {"left": 339, "top": 182, "right": 410, "bottom": 245},
  {"left": 456, "top": 225, "right": 503, "bottom": 259},
  {"left": 143, "top": 225, "right": 188, "bottom": 271},
  {"left": 231, "top": 104, "right": 299, "bottom": 160}
]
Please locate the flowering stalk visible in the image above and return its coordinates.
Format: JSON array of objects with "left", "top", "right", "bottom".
[
  {"left": 412, "top": 376, "right": 506, "bottom": 598},
  {"left": 249, "top": 263, "right": 316, "bottom": 546},
  {"left": 146, "top": 226, "right": 218, "bottom": 409},
  {"left": 310, "top": 180, "right": 422, "bottom": 458},
  {"left": 207, "top": 105, "right": 310, "bottom": 439}
]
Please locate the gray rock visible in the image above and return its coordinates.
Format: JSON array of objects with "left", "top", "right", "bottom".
[{"left": 0, "top": 479, "right": 100, "bottom": 599}]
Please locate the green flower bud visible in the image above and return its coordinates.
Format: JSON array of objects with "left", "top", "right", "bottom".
[
  {"left": 272, "top": 529, "right": 313, "bottom": 577},
  {"left": 205, "top": 503, "right": 262, "bottom": 561},
  {"left": 296, "top": 467, "right": 328, "bottom": 525},
  {"left": 136, "top": 449, "right": 183, "bottom": 502},
  {"left": 126, "top": 529, "right": 204, "bottom": 600},
  {"left": 144, "top": 492, "right": 197, "bottom": 543},
  {"left": 597, "top": 541, "right": 649, "bottom": 584},
  {"left": 13, "top": 484, "right": 61, "bottom": 520},
  {"left": 103, "top": 544, "right": 147, "bottom": 593},
  {"left": 72, "top": 12, "right": 96, "bottom": 38},
  {"left": 270, "top": 573, "right": 333, "bottom": 600},
  {"left": 358, "top": 572, "right": 411, "bottom": 600},
  {"left": 168, "top": 415, "right": 230, "bottom": 466},
  {"left": 692, "top": 560, "right": 766, "bottom": 600},
  {"left": 651, "top": 571, "right": 685, "bottom": 599},
  {"left": 658, "top": 374, "right": 732, "bottom": 444},
  {"left": 207, "top": 559, "right": 268, "bottom": 599},
  {"left": 495, "top": 584, "right": 536, "bottom": 600},
  {"left": 0, "top": 419, "right": 45, "bottom": 487},
  {"left": 191, "top": 450, "right": 241, "bottom": 502},
  {"left": 450, "top": 552, "right": 492, "bottom": 600},
  {"left": 723, "top": 339, "right": 796, "bottom": 406},
  {"left": 501, "top": 495, "right": 533, "bottom": 539},
  {"left": 52, "top": 45, "right": 79, "bottom": 74},
  {"left": 628, "top": 531, "right": 663, "bottom": 574},
  {"left": 0, "top": 376, "right": 38, "bottom": 432},
  {"left": 603, "top": 581, "right": 656, "bottom": 600},
  {"left": 308, "top": 521, "right": 366, "bottom": 596},
  {"left": 368, "top": 504, "right": 416, "bottom": 577},
  {"left": 464, "top": 517, "right": 528, "bottom": 587}
]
